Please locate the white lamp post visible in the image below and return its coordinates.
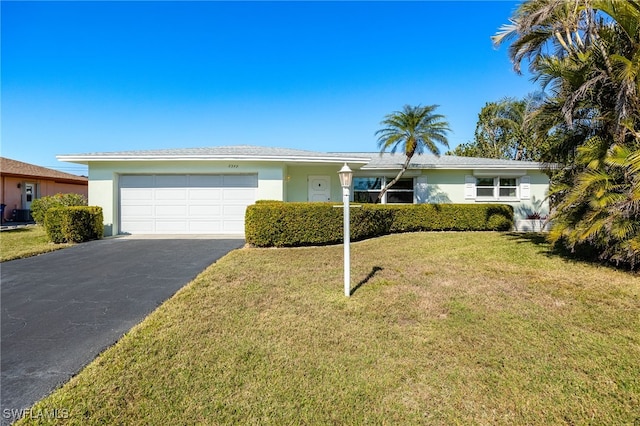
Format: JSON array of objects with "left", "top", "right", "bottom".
[{"left": 338, "top": 163, "right": 353, "bottom": 297}]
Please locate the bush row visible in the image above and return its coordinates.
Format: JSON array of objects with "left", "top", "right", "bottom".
[
  {"left": 45, "top": 206, "right": 104, "bottom": 244},
  {"left": 245, "top": 202, "right": 514, "bottom": 247},
  {"left": 31, "top": 193, "right": 87, "bottom": 224}
]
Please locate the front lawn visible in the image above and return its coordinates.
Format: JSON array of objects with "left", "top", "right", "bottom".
[
  {"left": 0, "top": 226, "right": 71, "bottom": 262},
  {"left": 20, "top": 232, "right": 640, "bottom": 425}
]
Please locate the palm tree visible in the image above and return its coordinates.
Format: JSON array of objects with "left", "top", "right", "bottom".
[
  {"left": 375, "top": 105, "right": 450, "bottom": 202},
  {"left": 494, "top": 0, "right": 640, "bottom": 267}
]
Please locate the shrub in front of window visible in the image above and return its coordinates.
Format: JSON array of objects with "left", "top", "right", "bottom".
[
  {"left": 245, "top": 202, "right": 513, "bottom": 247},
  {"left": 387, "top": 204, "right": 513, "bottom": 232},
  {"left": 245, "top": 202, "right": 394, "bottom": 247},
  {"left": 31, "top": 193, "right": 87, "bottom": 224},
  {"left": 44, "top": 206, "right": 104, "bottom": 244}
]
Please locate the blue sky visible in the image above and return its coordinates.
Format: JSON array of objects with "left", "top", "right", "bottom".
[{"left": 2, "top": 1, "right": 535, "bottom": 175}]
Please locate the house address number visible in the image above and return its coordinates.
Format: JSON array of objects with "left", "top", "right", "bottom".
[{"left": 228, "top": 164, "right": 239, "bottom": 168}]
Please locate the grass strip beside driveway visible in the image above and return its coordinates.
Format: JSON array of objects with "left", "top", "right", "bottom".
[
  {"left": 0, "top": 226, "right": 71, "bottom": 262},
  {"left": 19, "top": 232, "right": 640, "bottom": 425}
]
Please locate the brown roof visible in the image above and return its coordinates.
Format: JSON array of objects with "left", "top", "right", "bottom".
[{"left": 0, "top": 157, "right": 88, "bottom": 184}]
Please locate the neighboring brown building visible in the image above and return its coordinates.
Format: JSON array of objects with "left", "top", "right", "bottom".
[{"left": 0, "top": 157, "right": 88, "bottom": 222}]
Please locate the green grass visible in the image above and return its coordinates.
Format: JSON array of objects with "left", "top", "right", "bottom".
[
  {"left": 0, "top": 226, "right": 71, "bottom": 262},
  {"left": 19, "top": 232, "right": 640, "bottom": 425}
]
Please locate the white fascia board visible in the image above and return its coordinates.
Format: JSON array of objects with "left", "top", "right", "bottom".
[
  {"left": 472, "top": 169, "right": 528, "bottom": 177},
  {"left": 353, "top": 170, "right": 422, "bottom": 177},
  {"left": 360, "top": 164, "right": 544, "bottom": 171}
]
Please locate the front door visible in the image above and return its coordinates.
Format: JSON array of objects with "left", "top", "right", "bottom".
[
  {"left": 308, "top": 176, "right": 331, "bottom": 202},
  {"left": 24, "top": 183, "right": 36, "bottom": 209}
]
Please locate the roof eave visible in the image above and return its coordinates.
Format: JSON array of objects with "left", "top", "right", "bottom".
[
  {"left": 56, "top": 154, "right": 371, "bottom": 164},
  {"left": 0, "top": 170, "right": 87, "bottom": 183},
  {"left": 360, "top": 164, "right": 545, "bottom": 170}
]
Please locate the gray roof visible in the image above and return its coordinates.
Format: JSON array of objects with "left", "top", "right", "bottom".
[
  {"left": 58, "top": 145, "right": 371, "bottom": 164},
  {"left": 354, "top": 153, "right": 543, "bottom": 170},
  {"left": 58, "top": 145, "right": 544, "bottom": 170}
]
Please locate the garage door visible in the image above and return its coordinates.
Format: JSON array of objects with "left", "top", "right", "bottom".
[{"left": 119, "top": 174, "right": 258, "bottom": 235}]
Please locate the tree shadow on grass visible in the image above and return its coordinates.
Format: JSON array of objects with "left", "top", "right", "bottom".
[
  {"left": 504, "top": 232, "right": 549, "bottom": 247},
  {"left": 351, "top": 266, "right": 383, "bottom": 296},
  {"left": 502, "top": 232, "right": 638, "bottom": 275}
]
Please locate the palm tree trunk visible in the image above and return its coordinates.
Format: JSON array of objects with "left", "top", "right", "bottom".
[{"left": 376, "top": 154, "right": 413, "bottom": 202}]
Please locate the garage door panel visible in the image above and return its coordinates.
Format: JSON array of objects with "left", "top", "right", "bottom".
[
  {"left": 155, "top": 189, "right": 187, "bottom": 200},
  {"left": 155, "top": 175, "right": 188, "bottom": 187},
  {"left": 189, "top": 221, "right": 222, "bottom": 232},
  {"left": 121, "top": 175, "right": 154, "bottom": 187},
  {"left": 121, "top": 205, "right": 154, "bottom": 217},
  {"left": 155, "top": 205, "right": 187, "bottom": 217},
  {"left": 121, "top": 220, "right": 155, "bottom": 233},
  {"left": 121, "top": 188, "right": 153, "bottom": 201},
  {"left": 223, "top": 205, "right": 249, "bottom": 215},
  {"left": 189, "top": 188, "right": 222, "bottom": 201},
  {"left": 155, "top": 221, "right": 188, "bottom": 233},
  {"left": 223, "top": 175, "right": 258, "bottom": 187},
  {"left": 189, "top": 175, "right": 223, "bottom": 187},
  {"left": 223, "top": 189, "right": 257, "bottom": 201},
  {"left": 119, "top": 174, "right": 257, "bottom": 235},
  {"left": 222, "top": 220, "right": 245, "bottom": 233},
  {"left": 189, "top": 205, "right": 221, "bottom": 216}
]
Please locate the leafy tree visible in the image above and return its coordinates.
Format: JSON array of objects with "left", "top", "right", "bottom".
[
  {"left": 375, "top": 105, "right": 450, "bottom": 202},
  {"left": 449, "top": 96, "right": 544, "bottom": 161},
  {"left": 494, "top": 0, "right": 640, "bottom": 268}
]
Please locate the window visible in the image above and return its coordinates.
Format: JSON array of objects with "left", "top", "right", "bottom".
[
  {"left": 499, "top": 178, "right": 517, "bottom": 197},
  {"left": 476, "top": 178, "right": 495, "bottom": 197},
  {"left": 353, "top": 177, "right": 414, "bottom": 204},
  {"left": 386, "top": 178, "right": 414, "bottom": 203},
  {"left": 353, "top": 177, "right": 382, "bottom": 203},
  {"left": 475, "top": 177, "right": 518, "bottom": 199}
]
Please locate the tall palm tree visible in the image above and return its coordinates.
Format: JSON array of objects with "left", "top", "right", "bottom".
[
  {"left": 494, "top": 0, "right": 640, "bottom": 267},
  {"left": 375, "top": 105, "right": 450, "bottom": 202}
]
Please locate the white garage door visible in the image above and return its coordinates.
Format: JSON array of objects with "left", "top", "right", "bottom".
[{"left": 119, "top": 174, "right": 258, "bottom": 235}]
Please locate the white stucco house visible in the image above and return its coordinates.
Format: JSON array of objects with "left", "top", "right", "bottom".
[{"left": 58, "top": 145, "right": 550, "bottom": 236}]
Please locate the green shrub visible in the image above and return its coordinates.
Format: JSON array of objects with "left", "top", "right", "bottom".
[
  {"left": 44, "top": 208, "right": 66, "bottom": 244},
  {"left": 245, "top": 202, "right": 514, "bottom": 247},
  {"left": 31, "top": 193, "right": 87, "bottom": 224},
  {"left": 45, "top": 206, "right": 103, "bottom": 244}
]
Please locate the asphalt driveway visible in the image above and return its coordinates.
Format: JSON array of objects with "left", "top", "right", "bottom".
[{"left": 1, "top": 236, "right": 244, "bottom": 423}]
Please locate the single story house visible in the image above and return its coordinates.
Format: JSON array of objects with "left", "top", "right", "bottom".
[
  {"left": 0, "top": 157, "right": 89, "bottom": 222},
  {"left": 57, "top": 145, "right": 550, "bottom": 236}
]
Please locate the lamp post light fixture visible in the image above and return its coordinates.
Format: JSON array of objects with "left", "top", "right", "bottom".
[{"left": 338, "top": 163, "right": 353, "bottom": 297}]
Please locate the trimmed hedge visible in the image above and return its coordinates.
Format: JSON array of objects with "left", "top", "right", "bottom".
[
  {"left": 44, "top": 206, "right": 104, "bottom": 244},
  {"left": 31, "top": 193, "right": 87, "bottom": 224},
  {"left": 245, "top": 202, "right": 513, "bottom": 247}
]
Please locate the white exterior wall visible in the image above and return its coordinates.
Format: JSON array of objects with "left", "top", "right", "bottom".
[
  {"left": 416, "top": 169, "right": 550, "bottom": 220},
  {"left": 87, "top": 158, "right": 551, "bottom": 236},
  {"left": 88, "top": 161, "right": 285, "bottom": 236}
]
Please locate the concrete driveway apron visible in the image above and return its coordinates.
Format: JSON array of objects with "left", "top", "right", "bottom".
[{"left": 1, "top": 236, "right": 243, "bottom": 423}]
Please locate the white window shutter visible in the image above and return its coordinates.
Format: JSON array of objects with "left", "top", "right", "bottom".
[
  {"left": 415, "top": 176, "right": 428, "bottom": 203},
  {"left": 464, "top": 175, "right": 476, "bottom": 199},
  {"left": 520, "top": 175, "right": 531, "bottom": 199}
]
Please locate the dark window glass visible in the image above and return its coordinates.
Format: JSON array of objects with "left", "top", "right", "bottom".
[
  {"left": 353, "top": 177, "right": 382, "bottom": 191},
  {"left": 500, "top": 178, "right": 517, "bottom": 187},
  {"left": 386, "top": 191, "right": 413, "bottom": 203},
  {"left": 499, "top": 187, "right": 517, "bottom": 197},
  {"left": 354, "top": 191, "right": 380, "bottom": 203},
  {"left": 389, "top": 178, "right": 413, "bottom": 190},
  {"left": 476, "top": 177, "right": 494, "bottom": 187},
  {"left": 477, "top": 187, "right": 494, "bottom": 197}
]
